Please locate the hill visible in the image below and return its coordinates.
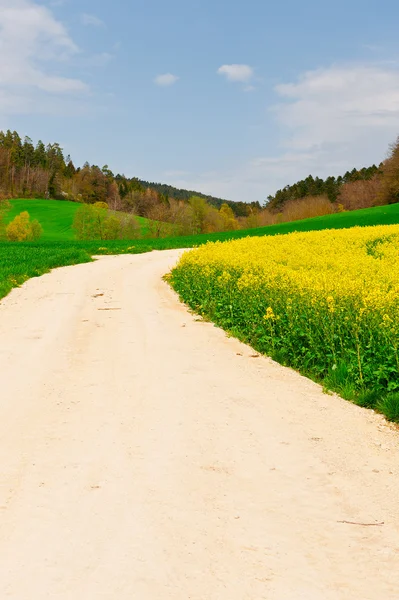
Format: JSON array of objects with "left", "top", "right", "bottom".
[
  {"left": 6, "top": 199, "right": 150, "bottom": 241},
  {"left": 6, "top": 199, "right": 80, "bottom": 241},
  {"left": 242, "top": 202, "right": 399, "bottom": 238},
  {"left": 6, "top": 197, "right": 399, "bottom": 244},
  {"left": 0, "top": 130, "right": 259, "bottom": 222}
]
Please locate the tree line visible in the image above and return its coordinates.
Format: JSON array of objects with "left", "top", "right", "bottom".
[
  {"left": 261, "top": 137, "right": 399, "bottom": 224},
  {"left": 266, "top": 165, "right": 382, "bottom": 211},
  {"left": 0, "top": 130, "right": 259, "bottom": 220},
  {"left": 137, "top": 179, "right": 261, "bottom": 216}
]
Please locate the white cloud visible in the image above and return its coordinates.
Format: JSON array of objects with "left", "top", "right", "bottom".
[
  {"left": 81, "top": 13, "right": 104, "bottom": 28},
  {"left": 167, "top": 63, "right": 399, "bottom": 203},
  {"left": 154, "top": 73, "right": 179, "bottom": 87},
  {"left": 273, "top": 65, "right": 399, "bottom": 152},
  {"left": 249, "top": 64, "right": 399, "bottom": 194},
  {"left": 217, "top": 64, "right": 254, "bottom": 83},
  {"left": 0, "top": 0, "right": 88, "bottom": 115}
]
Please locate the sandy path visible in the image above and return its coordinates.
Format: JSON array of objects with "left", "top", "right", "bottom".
[{"left": 0, "top": 250, "right": 398, "bottom": 599}]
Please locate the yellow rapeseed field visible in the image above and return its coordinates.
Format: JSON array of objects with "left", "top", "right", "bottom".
[{"left": 171, "top": 225, "right": 399, "bottom": 417}]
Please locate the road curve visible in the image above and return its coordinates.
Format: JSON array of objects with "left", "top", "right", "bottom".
[{"left": 0, "top": 250, "right": 398, "bottom": 599}]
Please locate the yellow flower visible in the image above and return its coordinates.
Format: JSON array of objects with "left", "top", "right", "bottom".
[
  {"left": 264, "top": 307, "right": 275, "bottom": 321},
  {"left": 174, "top": 223, "right": 399, "bottom": 339},
  {"left": 218, "top": 271, "right": 232, "bottom": 285}
]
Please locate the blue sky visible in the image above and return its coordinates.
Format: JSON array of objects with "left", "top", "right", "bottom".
[{"left": 2, "top": 0, "right": 399, "bottom": 201}]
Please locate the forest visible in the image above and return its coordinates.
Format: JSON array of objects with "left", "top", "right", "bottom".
[
  {"left": 0, "top": 130, "right": 259, "bottom": 218},
  {"left": 266, "top": 165, "right": 382, "bottom": 210}
]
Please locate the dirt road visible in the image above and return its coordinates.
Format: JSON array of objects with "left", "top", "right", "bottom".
[{"left": 0, "top": 250, "right": 398, "bottom": 599}]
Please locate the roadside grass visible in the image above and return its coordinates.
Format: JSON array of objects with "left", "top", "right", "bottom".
[
  {"left": 377, "top": 393, "right": 399, "bottom": 422},
  {"left": 0, "top": 243, "right": 92, "bottom": 300}
]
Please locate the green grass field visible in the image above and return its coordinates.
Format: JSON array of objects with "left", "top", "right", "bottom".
[
  {"left": 2, "top": 199, "right": 399, "bottom": 302},
  {"left": 6, "top": 199, "right": 151, "bottom": 240},
  {"left": 252, "top": 203, "right": 399, "bottom": 235},
  {"left": 6, "top": 199, "right": 80, "bottom": 240},
  {"left": 7, "top": 197, "right": 399, "bottom": 243}
]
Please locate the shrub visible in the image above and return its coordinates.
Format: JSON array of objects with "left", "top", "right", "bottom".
[
  {"left": 6, "top": 211, "right": 43, "bottom": 241},
  {"left": 94, "top": 201, "right": 109, "bottom": 210},
  {"left": 73, "top": 203, "right": 141, "bottom": 240}
]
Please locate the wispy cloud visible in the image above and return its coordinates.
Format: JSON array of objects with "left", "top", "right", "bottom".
[
  {"left": 273, "top": 64, "right": 399, "bottom": 153},
  {"left": 263, "top": 63, "right": 399, "bottom": 196},
  {"left": 171, "top": 62, "right": 399, "bottom": 202},
  {"left": 0, "top": 0, "right": 88, "bottom": 115},
  {"left": 81, "top": 13, "right": 105, "bottom": 28},
  {"left": 217, "top": 64, "right": 254, "bottom": 83},
  {"left": 154, "top": 73, "right": 179, "bottom": 87}
]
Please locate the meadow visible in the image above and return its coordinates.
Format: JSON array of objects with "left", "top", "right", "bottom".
[
  {"left": 6, "top": 199, "right": 151, "bottom": 240},
  {"left": 170, "top": 225, "right": 399, "bottom": 422},
  {"left": 6, "top": 197, "right": 399, "bottom": 242}
]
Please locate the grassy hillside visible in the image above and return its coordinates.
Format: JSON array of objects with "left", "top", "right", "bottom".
[
  {"left": 7, "top": 199, "right": 79, "bottom": 241},
  {"left": 255, "top": 203, "right": 399, "bottom": 235},
  {"left": 2, "top": 201, "right": 399, "bottom": 302},
  {"left": 6, "top": 199, "right": 151, "bottom": 240},
  {"left": 7, "top": 198, "right": 399, "bottom": 243}
]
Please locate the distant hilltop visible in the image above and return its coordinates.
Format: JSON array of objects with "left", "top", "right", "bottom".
[{"left": 0, "top": 130, "right": 260, "bottom": 218}]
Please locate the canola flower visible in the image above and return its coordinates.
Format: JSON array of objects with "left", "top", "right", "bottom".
[{"left": 170, "top": 225, "right": 399, "bottom": 397}]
